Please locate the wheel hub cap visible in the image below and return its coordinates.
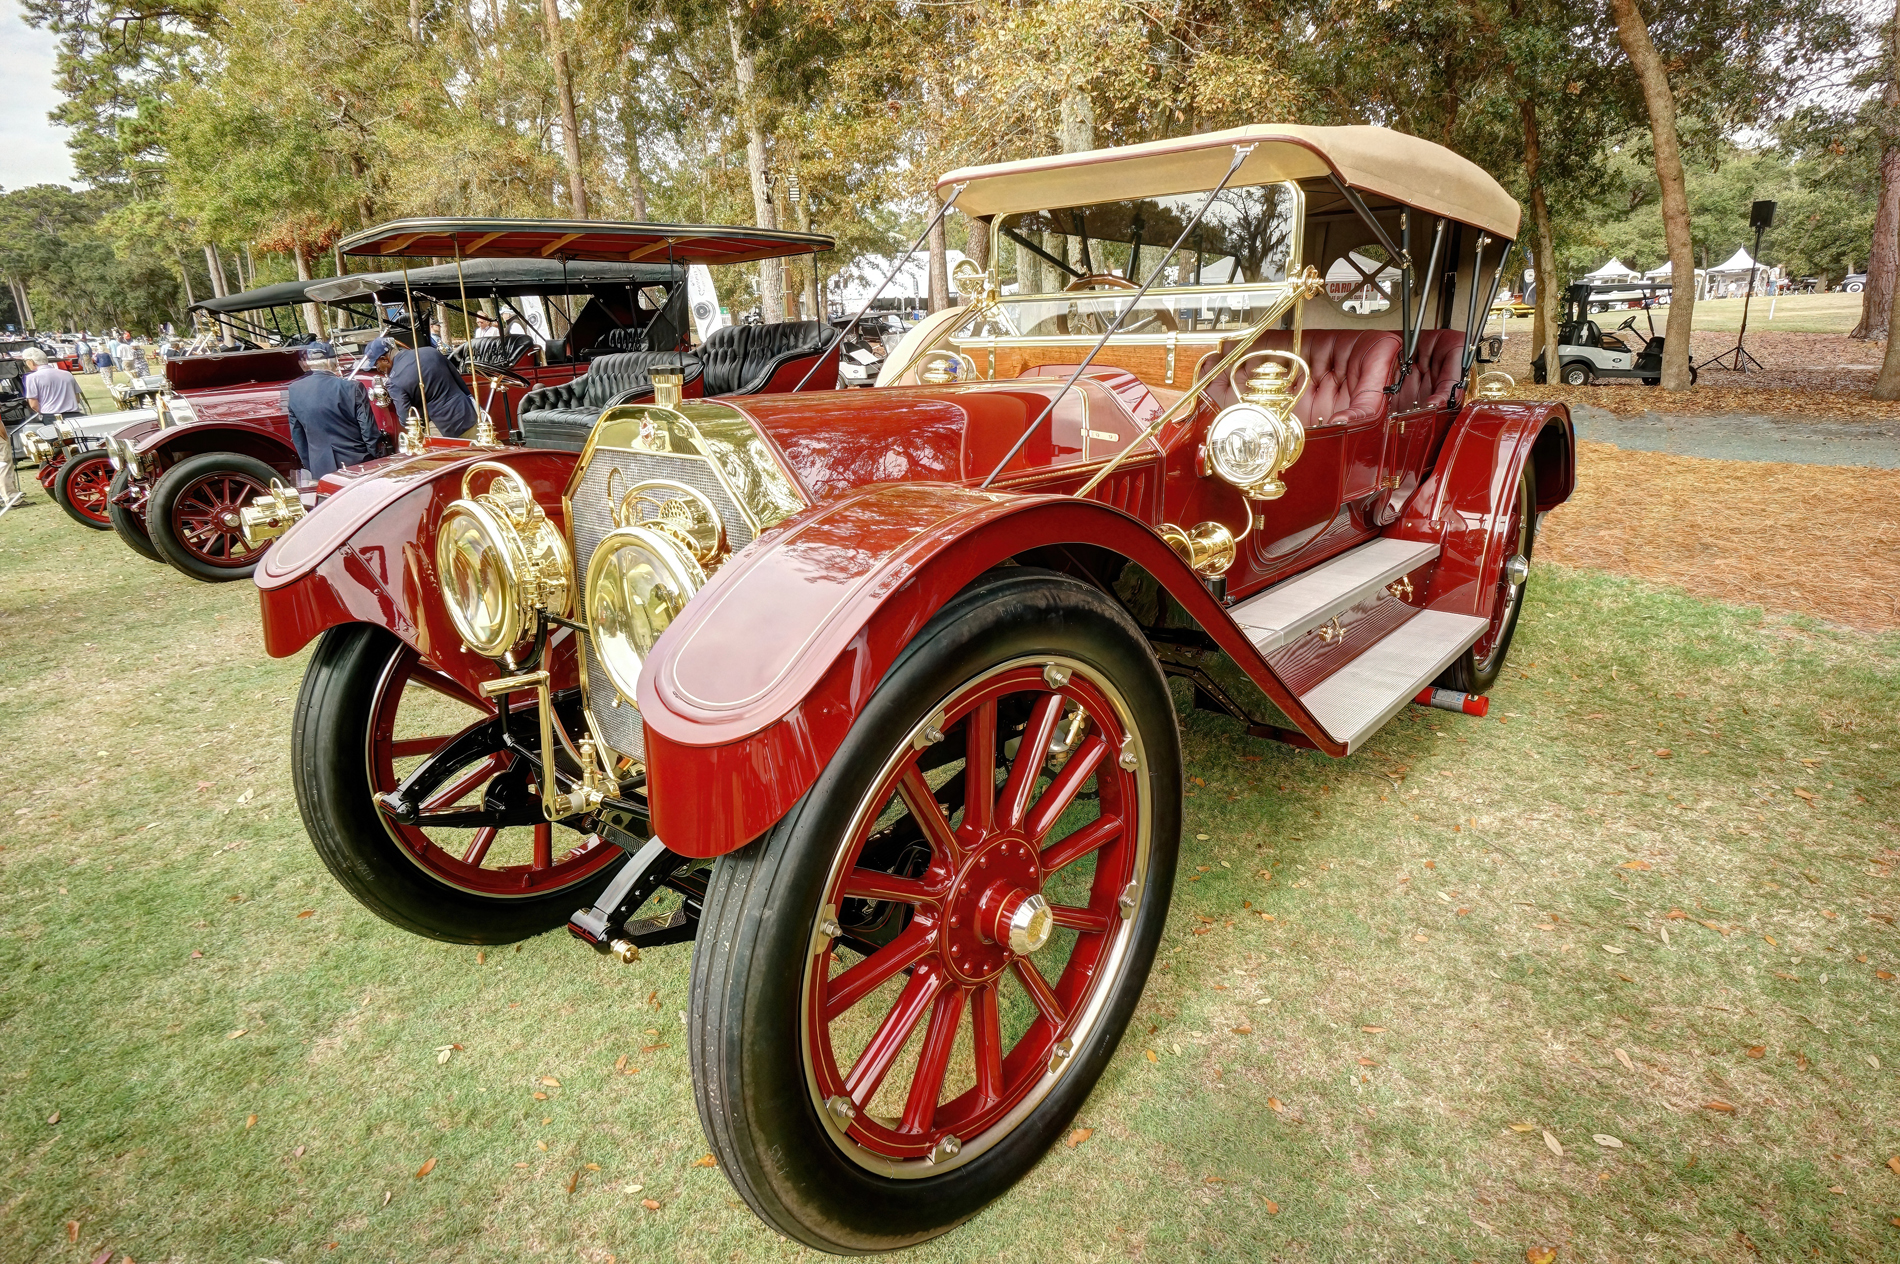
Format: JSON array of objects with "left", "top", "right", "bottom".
[{"left": 942, "top": 837, "right": 1044, "bottom": 983}]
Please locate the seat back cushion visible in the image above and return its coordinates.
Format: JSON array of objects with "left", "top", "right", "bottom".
[
  {"left": 1255, "top": 329, "right": 1402, "bottom": 426},
  {"left": 699, "top": 321, "right": 831, "bottom": 396},
  {"left": 517, "top": 351, "right": 704, "bottom": 450},
  {"left": 1393, "top": 328, "right": 1467, "bottom": 412}
]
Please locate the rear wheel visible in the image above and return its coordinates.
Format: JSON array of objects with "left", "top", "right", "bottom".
[
  {"left": 54, "top": 449, "right": 115, "bottom": 529},
  {"left": 106, "top": 466, "right": 163, "bottom": 563},
  {"left": 147, "top": 451, "right": 277, "bottom": 581},
  {"left": 292, "top": 623, "right": 625, "bottom": 943},
  {"left": 1561, "top": 363, "right": 1593, "bottom": 386},
  {"left": 689, "top": 570, "right": 1180, "bottom": 1253},
  {"left": 1436, "top": 457, "right": 1535, "bottom": 695}
]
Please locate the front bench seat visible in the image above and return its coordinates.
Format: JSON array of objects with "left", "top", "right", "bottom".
[
  {"left": 452, "top": 334, "right": 538, "bottom": 372},
  {"left": 698, "top": 321, "right": 832, "bottom": 396},
  {"left": 517, "top": 351, "right": 705, "bottom": 447},
  {"left": 1392, "top": 329, "right": 1467, "bottom": 413}
]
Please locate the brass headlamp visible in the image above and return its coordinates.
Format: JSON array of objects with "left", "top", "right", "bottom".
[
  {"left": 583, "top": 477, "right": 722, "bottom": 702},
  {"left": 1205, "top": 350, "right": 1310, "bottom": 501},
  {"left": 435, "top": 462, "right": 574, "bottom": 658},
  {"left": 238, "top": 479, "right": 308, "bottom": 548}
]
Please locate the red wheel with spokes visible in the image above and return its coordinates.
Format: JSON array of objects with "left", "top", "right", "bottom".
[
  {"left": 1437, "top": 455, "right": 1535, "bottom": 694},
  {"left": 293, "top": 623, "right": 626, "bottom": 942},
  {"left": 690, "top": 570, "right": 1180, "bottom": 1253},
  {"left": 147, "top": 451, "right": 278, "bottom": 581},
  {"left": 55, "top": 448, "right": 115, "bottom": 529}
]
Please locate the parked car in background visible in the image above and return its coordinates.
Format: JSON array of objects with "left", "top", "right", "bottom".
[
  {"left": 1841, "top": 273, "right": 1866, "bottom": 293},
  {"left": 248, "top": 124, "right": 1571, "bottom": 1252}
]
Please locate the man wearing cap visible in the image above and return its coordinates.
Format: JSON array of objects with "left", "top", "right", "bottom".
[
  {"left": 381, "top": 322, "right": 477, "bottom": 438},
  {"left": 286, "top": 342, "right": 384, "bottom": 479}
]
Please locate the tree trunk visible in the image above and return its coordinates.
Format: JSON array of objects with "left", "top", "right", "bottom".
[
  {"left": 1855, "top": 0, "right": 1900, "bottom": 341},
  {"left": 620, "top": 101, "right": 650, "bottom": 220},
  {"left": 927, "top": 214, "right": 950, "bottom": 313},
  {"left": 729, "top": 2, "right": 782, "bottom": 324},
  {"left": 293, "top": 243, "right": 326, "bottom": 338},
  {"left": 203, "top": 244, "right": 228, "bottom": 298},
  {"left": 541, "top": 0, "right": 589, "bottom": 218},
  {"left": 409, "top": 0, "right": 421, "bottom": 39},
  {"left": 173, "top": 253, "right": 196, "bottom": 308},
  {"left": 1518, "top": 97, "right": 1562, "bottom": 386},
  {"left": 795, "top": 193, "right": 821, "bottom": 319},
  {"left": 1610, "top": 0, "right": 1696, "bottom": 390}
]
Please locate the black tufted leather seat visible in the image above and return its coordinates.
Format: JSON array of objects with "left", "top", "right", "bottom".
[
  {"left": 1392, "top": 329, "right": 1467, "bottom": 413},
  {"left": 517, "top": 352, "right": 704, "bottom": 447},
  {"left": 450, "top": 335, "right": 537, "bottom": 371},
  {"left": 698, "top": 321, "right": 831, "bottom": 396}
]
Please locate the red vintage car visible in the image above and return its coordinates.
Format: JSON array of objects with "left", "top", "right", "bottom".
[{"left": 252, "top": 126, "right": 1569, "bottom": 1252}]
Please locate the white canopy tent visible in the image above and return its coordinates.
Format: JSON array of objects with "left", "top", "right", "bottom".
[
  {"left": 830, "top": 249, "right": 971, "bottom": 312},
  {"left": 1705, "top": 247, "right": 1776, "bottom": 297},
  {"left": 1583, "top": 258, "right": 1643, "bottom": 284}
]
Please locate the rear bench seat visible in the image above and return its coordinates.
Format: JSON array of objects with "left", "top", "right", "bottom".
[
  {"left": 519, "top": 321, "right": 832, "bottom": 449},
  {"left": 450, "top": 334, "right": 538, "bottom": 371},
  {"left": 1253, "top": 329, "right": 1402, "bottom": 427},
  {"left": 1391, "top": 328, "right": 1466, "bottom": 412}
]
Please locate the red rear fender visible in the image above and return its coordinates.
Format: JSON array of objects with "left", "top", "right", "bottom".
[
  {"left": 637, "top": 484, "right": 1341, "bottom": 858},
  {"left": 1390, "top": 401, "right": 1573, "bottom": 623},
  {"left": 254, "top": 449, "right": 579, "bottom": 701}
]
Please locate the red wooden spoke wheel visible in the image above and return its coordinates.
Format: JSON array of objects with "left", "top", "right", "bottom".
[
  {"left": 37, "top": 455, "right": 64, "bottom": 493},
  {"left": 688, "top": 570, "right": 1180, "bottom": 1253},
  {"left": 55, "top": 449, "right": 116, "bottom": 529},
  {"left": 805, "top": 660, "right": 1142, "bottom": 1169},
  {"left": 364, "top": 642, "right": 621, "bottom": 899},
  {"left": 147, "top": 452, "right": 283, "bottom": 582},
  {"left": 293, "top": 624, "right": 625, "bottom": 943}
]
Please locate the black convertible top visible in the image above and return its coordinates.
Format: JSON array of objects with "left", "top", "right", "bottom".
[{"left": 306, "top": 258, "right": 683, "bottom": 303}]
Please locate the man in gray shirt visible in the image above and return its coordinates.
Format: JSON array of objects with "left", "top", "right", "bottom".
[{"left": 22, "top": 348, "right": 83, "bottom": 419}]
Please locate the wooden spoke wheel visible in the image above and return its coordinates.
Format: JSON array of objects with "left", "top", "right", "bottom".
[
  {"left": 292, "top": 624, "right": 624, "bottom": 943},
  {"left": 148, "top": 452, "right": 279, "bottom": 581},
  {"left": 689, "top": 570, "right": 1180, "bottom": 1253},
  {"left": 54, "top": 448, "right": 116, "bottom": 529},
  {"left": 107, "top": 466, "right": 163, "bottom": 564}
]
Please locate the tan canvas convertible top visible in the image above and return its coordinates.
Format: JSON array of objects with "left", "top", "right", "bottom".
[{"left": 937, "top": 124, "right": 1520, "bottom": 239}]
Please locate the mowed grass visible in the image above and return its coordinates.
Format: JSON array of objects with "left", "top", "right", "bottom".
[
  {"left": 1, "top": 483, "right": 1897, "bottom": 1263},
  {"left": 1688, "top": 293, "right": 1864, "bottom": 335}
]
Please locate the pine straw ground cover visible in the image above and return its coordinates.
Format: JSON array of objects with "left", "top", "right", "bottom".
[
  {"left": 1, "top": 488, "right": 1896, "bottom": 1263},
  {"left": 1537, "top": 442, "right": 1900, "bottom": 636}
]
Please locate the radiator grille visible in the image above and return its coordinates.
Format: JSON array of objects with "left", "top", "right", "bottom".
[{"left": 570, "top": 447, "right": 757, "bottom": 762}]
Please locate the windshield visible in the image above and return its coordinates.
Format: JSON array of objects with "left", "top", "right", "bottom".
[{"left": 994, "top": 183, "right": 1300, "bottom": 297}]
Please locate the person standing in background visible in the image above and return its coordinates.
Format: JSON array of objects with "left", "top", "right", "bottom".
[
  {"left": 286, "top": 342, "right": 383, "bottom": 478},
  {"left": 73, "top": 333, "right": 93, "bottom": 373}
]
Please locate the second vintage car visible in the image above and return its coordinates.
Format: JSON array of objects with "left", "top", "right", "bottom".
[{"left": 250, "top": 125, "right": 1570, "bottom": 1252}]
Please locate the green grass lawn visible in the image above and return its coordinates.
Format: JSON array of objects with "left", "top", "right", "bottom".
[
  {"left": 1688, "top": 292, "right": 1865, "bottom": 335},
  {"left": 2, "top": 486, "right": 1897, "bottom": 1262}
]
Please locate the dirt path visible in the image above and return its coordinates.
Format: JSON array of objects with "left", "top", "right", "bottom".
[
  {"left": 1569, "top": 404, "right": 1900, "bottom": 468},
  {"left": 1537, "top": 441, "right": 1900, "bottom": 633}
]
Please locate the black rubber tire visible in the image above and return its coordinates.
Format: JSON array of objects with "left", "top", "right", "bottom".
[
  {"left": 146, "top": 451, "right": 279, "bottom": 582},
  {"left": 106, "top": 465, "right": 163, "bottom": 563},
  {"left": 291, "top": 623, "right": 624, "bottom": 944},
  {"left": 1561, "top": 363, "right": 1593, "bottom": 386},
  {"left": 688, "top": 568, "right": 1182, "bottom": 1254},
  {"left": 1436, "top": 457, "right": 1535, "bottom": 695},
  {"left": 54, "top": 449, "right": 115, "bottom": 530}
]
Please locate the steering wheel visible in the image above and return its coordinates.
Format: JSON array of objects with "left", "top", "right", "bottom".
[
  {"left": 464, "top": 360, "right": 533, "bottom": 388},
  {"left": 1056, "top": 273, "right": 1178, "bottom": 335}
]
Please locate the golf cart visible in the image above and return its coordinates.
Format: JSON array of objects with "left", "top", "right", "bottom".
[{"left": 1531, "top": 282, "right": 1694, "bottom": 386}]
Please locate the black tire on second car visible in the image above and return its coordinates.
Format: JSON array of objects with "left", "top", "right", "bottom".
[
  {"left": 106, "top": 465, "right": 164, "bottom": 563},
  {"left": 146, "top": 451, "right": 279, "bottom": 582},
  {"left": 54, "top": 449, "right": 115, "bottom": 529},
  {"left": 689, "top": 568, "right": 1182, "bottom": 1254},
  {"left": 1436, "top": 457, "right": 1536, "bottom": 696}
]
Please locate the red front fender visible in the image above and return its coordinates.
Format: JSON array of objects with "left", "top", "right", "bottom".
[
  {"left": 635, "top": 483, "right": 1344, "bottom": 859},
  {"left": 1390, "top": 400, "right": 1573, "bottom": 623},
  {"left": 253, "top": 448, "right": 579, "bottom": 701}
]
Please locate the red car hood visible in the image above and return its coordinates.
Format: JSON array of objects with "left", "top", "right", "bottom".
[{"left": 726, "top": 371, "right": 1170, "bottom": 502}]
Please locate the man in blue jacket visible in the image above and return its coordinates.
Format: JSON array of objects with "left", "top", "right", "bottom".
[
  {"left": 379, "top": 322, "right": 477, "bottom": 438},
  {"left": 287, "top": 342, "right": 384, "bottom": 478}
]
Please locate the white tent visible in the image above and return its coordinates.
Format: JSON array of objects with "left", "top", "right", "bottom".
[
  {"left": 1705, "top": 247, "right": 1774, "bottom": 298},
  {"left": 1642, "top": 260, "right": 1705, "bottom": 301},
  {"left": 830, "top": 250, "right": 971, "bottom": 310},
  {"left": 1584, "top": 258, "right": 1642, "bottom": 283}
]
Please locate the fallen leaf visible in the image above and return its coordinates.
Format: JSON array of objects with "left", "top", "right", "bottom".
[
  {"left": 693, "top": 1153, "right": 716, "bottom": 1168},
  {"left": 1204, "top": 1175, "right": 1225, "bottom": 1184},
  {"left": 246, "top": 1114, "right": 257, "bottom": 1128},
  {"left": 236, "top": 788, "right": 255, "bottom": 804},
  {"left": 1594, "top": 1134, "right": 1623, "bottom": 1148},
  {"left": 540, "top": 1076, "right": 561, "bottom": 1087},
  {"left": 382, "top": 1191, "right": 390, "bottom": 1208},
  {"left": 1264, "top": 1199, "right": 1280, "bottom": 1214},
  {"left": 47, "top": 1110, "right": 60, "bottom": 1125},
  {"left": 641, "top": 1198, "right": 660, "bottom": 1210},
  {"left": 1232, "top": 1024, "right": 1253, "bottom": 1035},
  {"left": 1067, "top": 1128, "right": 1094, "bottom": 1148},
  {"left": 227, "top": 1029, "right": 246, "bottom": 1039},
  {"left": 1868, "top": 1055, "right": 1882, "bottom": 1069},
  {"left": 1666, "top": 909, "right": 1688, "bottom": 920},
  {"left": 1526, "top": 1246, "right": 1556, "bottom": 1264},
  {"left": 292, "top": 1145, "right": 304, "bottom": 1158},
  {"left": 1829, "top": 1185, "right": 1846, "bottom": 1194},
  {"left": 536, "top": 1140, "right": 548, "bottom": 1151},
  {"left": 567, "top": 1170, "right": 580, "bottom": 1193},
  {"left": 533, "top": 1092, "right": 548, "bottom": 1101},
  {"left": 1887, "top": 1155, "right": 1900, "bottom": 1175},
  {"left": 623, "top": 1183, "right": 644, "bottom": 1194},
  {"left": 1361, "top": 1025, "right": 1386, "bottom": 1033},
  {"left": 1268, "top": 1097, "right": 1284, "bottom": 1112},
  {"left": 1413, "top": 934, "right": 1429, "bottom": 941},
  {"left": 1358, "top": 1057, "right": 1377, "bottom": 1067},
  {"left": 67, "top": 1221, "right": 78, "bottom": 1244},
  {"left": 1144, "top": 1048, "right": 1158, "bottom": 1063},
  {"left": 296, "top": 909, "right": 314, "bottom": 919},
  {"left": 476, "top": 950, "right": 485, "bottom": 964},
  {"left": 1654, "top": 749, "right": 1672, "bottom": 758},
  {"left": 1542, "top": 1129, "right": 1563, "bottom": 1157},
  {"left": 1763, "top": 935, "right": 1778, "bottom": 947},
  {"left": 1878, "top": 970, "right": 1895, "bottom": 981},
  {"left": 1620, "top": 860, "right": 1651, "bottom": 871},
  {"left": 1615, "top": 1048, "right": 1635, "bottom": 1073},
  {"left": 415, "top": 1157, "right": 436, "bottom": 1178},
  {"left": 1601, "top": 945, "right": 1626, "bottom": 955},
  {"left": 1703, "top": 1101, "right": 1736, "bottom": 1113},
  {"left": 1746, "top": 1046, "right": 1765, "bottom": 1059},
  {"left": 1793, "top": 788, "right": 1816, "bottom": 801},
  {"left": 90, "top": 1252, "right": 113, "bottom": 1264},
  {"left": 1508, "top": 1122, "right": 1535, "bottom": 1132}
]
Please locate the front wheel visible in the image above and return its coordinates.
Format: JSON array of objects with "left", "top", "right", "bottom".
[
  {"left": 146, "top": 451, "right": 278, "bottom": 581},
  {"left": 1561, "top": 363, "right": 1593, "bottom": 386},
  {"left": 1436, "top": 456, "right": 1535, "bottom": 695},
  {"left": 54, "top": 448, "right": 115, "bottom": 529},
  {"left": 107, "top": 467, "right": 163, "bottom": 563},
  {"left": 292, "top": 624, "right": 626, "bottom": 943},
  {"left": 689, "top": 569, "right": 1181, "bottom": 1253}
]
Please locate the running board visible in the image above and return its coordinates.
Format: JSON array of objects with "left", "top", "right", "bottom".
[
  {"left": 1231, "top": 537, "right": 1440, "bottom": 652},
  {"left": 1298, "top": 609, "right": 1488, "bottom": 752}
]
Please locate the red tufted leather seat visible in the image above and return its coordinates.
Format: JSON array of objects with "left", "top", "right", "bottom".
[
  {"left": 1254, "top": 329, "right": 1402, "bottom": 427},
  {"left": 1392, "top": 329, "right": 1466, "bottom": 412}
]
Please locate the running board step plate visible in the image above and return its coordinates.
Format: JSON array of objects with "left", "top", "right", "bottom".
[
  {"left": 1298, "top": 609, "right": 1489, "bottom": 752},
  {"left": 1232, "top": 537, "right": 1440, "bottom": 653}
]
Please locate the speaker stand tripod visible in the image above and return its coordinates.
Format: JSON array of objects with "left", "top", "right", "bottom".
[{"left": 1702, "top": 221, "right": 1768, "bottom": 373}]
